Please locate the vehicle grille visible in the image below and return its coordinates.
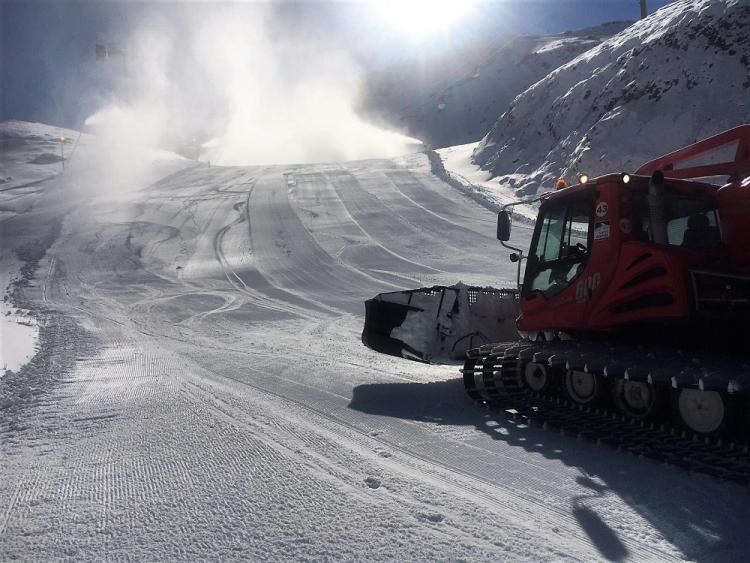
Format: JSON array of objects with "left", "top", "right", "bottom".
[{"left": 690, "top": 270, "right": 750, "bottom": 316}]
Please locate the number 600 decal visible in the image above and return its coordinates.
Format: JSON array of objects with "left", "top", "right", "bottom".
[{"left": 576, "top": 273, "right": 601, "bottom": 302}]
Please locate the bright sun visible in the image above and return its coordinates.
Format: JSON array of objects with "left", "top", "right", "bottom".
[{"left": 372, "top": 0, "right": 476, "bottom": 38}]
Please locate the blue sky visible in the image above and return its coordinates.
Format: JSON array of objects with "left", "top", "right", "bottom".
[{"left": 1, "top": 1, "right": 674, "bottom": 129}]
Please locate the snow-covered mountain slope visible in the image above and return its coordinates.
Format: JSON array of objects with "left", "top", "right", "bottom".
[
  {"left": 360, "top": 23, "right": 631, "bottom": 149},
  {"left": 473, "top": 0, "right": 750, "bottom": 197}
]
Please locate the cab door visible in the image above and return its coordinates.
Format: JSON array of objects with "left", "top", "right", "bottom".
[{"left": 518, "top": 194, "right": 595, "bottom": 331}]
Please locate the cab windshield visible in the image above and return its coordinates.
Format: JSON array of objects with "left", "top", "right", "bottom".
[{"left": 524, "top": 198, "right": 594, "bottom": 297}]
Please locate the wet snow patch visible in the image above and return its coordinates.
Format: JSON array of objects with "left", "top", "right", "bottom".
[
  {"left": 416, "top": 512, "right": 445, "bottom": 524},
  {"left": 364, "top": 476, "right": 382, "bottom": 490}
]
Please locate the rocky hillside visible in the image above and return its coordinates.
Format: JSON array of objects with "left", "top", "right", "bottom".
[
  {"left": 473, "top": 0, "right": 750, "bottom": 197},
  {"left": 360, "top": 22, "right": 631, "bottom": 148}
]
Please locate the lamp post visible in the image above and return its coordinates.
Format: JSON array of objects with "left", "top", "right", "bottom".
[
  {"left": 640, "top": 0, "right": 647, "bottom": 19},
  {"left": 59, "top": 136, "right": 66, "bottom": 170}
]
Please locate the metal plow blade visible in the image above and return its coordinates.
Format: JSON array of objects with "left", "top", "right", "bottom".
[{"left": 362, "top": 283, "right": 519, "bottom": 364}]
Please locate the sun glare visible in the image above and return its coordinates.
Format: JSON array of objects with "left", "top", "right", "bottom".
[{"left": 372, "top": 0, "right": 476, "bottom": 38}]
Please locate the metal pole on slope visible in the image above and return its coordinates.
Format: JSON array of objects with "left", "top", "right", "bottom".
[{"left": 640, "top": 0, "right": 648, "bottom": 19}]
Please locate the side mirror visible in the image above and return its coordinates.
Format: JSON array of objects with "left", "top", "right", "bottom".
[{"left": 497, "top": 211, "right": 511, "bottom": 241}]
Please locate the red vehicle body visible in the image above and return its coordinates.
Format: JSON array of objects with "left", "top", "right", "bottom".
[{"left": 515, "top": 126, "right": 750, "bottom": 340}]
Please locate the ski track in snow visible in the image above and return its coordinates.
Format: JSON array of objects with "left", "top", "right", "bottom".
[{"left": 2, "top": 127, "right": 750, "bottom": 560}]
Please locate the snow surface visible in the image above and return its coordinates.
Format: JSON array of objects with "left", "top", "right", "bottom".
[
  {"left": 474, "top": 0, "right": 750, "bottom": 195},
  {"left": 2, "top": 120, "right": 750, "bottom": 561}
]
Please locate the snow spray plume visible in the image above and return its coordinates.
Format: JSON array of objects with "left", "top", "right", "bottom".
[
  {"left": 80, "top": 20, "right": 180, "bottom": 194},
  {"left": 82, "top": 3, "right": 419, "bottom": 176}
]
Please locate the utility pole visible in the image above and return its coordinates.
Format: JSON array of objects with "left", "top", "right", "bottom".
[{"left": 640, "top": 0, "right": 648, "bottom": 19}]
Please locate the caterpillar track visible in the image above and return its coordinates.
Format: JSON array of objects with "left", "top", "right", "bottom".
[{"left": 462, "top": 339, "right": 750, "bottom": 484}]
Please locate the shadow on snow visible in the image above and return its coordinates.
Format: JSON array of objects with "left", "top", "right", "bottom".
[{"left": 349, "top": 378, "right": 750, "bottom": 562}]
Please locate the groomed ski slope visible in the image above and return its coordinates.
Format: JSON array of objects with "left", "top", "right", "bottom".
[{"left": 2, "top": 125, "right": 750, "bottom": 561}]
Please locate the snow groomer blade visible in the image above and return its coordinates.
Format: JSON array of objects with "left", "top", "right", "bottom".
[{"left": 362, "top": 292, "right": 430, "bottom": 362}]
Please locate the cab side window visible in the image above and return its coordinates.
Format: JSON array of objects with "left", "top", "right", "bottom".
[
  {"left": 667, "top": 205, "right": 721, "bottom": 249},
  {"left": 632, "top": 191, "right": 721, "bottom": 249},
  {"left": 525, "top": 199, "right": 593, "bottom": 297}
]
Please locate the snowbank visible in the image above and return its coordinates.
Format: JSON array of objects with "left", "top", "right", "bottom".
[
  {"left": 436, "top": 143, "right": 537, "bottom": 221},
  {"left": 1, "top": 260, "right": 38, "bottom": 376}
]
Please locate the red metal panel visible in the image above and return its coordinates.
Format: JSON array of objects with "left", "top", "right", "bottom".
[{"left": 636, "top": 125, "right": 750, "bottom": 180}]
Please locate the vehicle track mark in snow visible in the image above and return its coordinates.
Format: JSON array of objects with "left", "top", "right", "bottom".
[
  {"left": 285, "top": 178, "right": 413, "bottom": 292},
  {"left": 0, "top": 482, "right": 25, "bottom": 537},
  {"left": 213, "top": 216, "right": 308, "bottom": 319},
  {"left": 325, "top": 168, "right": 501, "bottom": 286},
  {"left": 386, "top": 168, "right": 496, "bottom": 228},
  {"left": 248, "top": 175, "right": 399, "bottom": 315},
  {"left": 384, "top": 169, "right": 497, "bottom": 237},
  {"left": 41, "top": 256, "right": 55, "bottom": 302},
  {"left": 327, "top": 169, "right": 454, "bottom": 267},
  {"left": 356, "top": 169, "right": 497, "bottom": 258},
  {"left": 290, "top": 171, "right": 439, "bottom": 286},
  {"left": 230, "top": 181, "right": 343, "bottom": 318}
]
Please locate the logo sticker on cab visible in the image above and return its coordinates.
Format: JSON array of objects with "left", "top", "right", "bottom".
[{"left": 594, "top": 221, "right": 610, "bottom": 240}]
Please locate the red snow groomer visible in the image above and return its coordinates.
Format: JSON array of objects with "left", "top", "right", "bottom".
[{"left": 363, "top": 125, "right": 750, "bottom": 445}]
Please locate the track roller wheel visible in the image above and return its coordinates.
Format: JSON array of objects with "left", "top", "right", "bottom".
[
  {"left": 677, "top": 389, "right": 730, "bottom": 435},
  {"left": 564, "top": 369, "right": 601, "bottom": 405},
  {"left": 523, "top": 362, "right": 551, "bottom": 392},
  {"left": 613, "top": 379, "right": 659, "bottom": 419}
]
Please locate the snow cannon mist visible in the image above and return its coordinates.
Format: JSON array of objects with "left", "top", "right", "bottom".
[{"left": 81, "top": 2, "right": 420, "bottom": 170}]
